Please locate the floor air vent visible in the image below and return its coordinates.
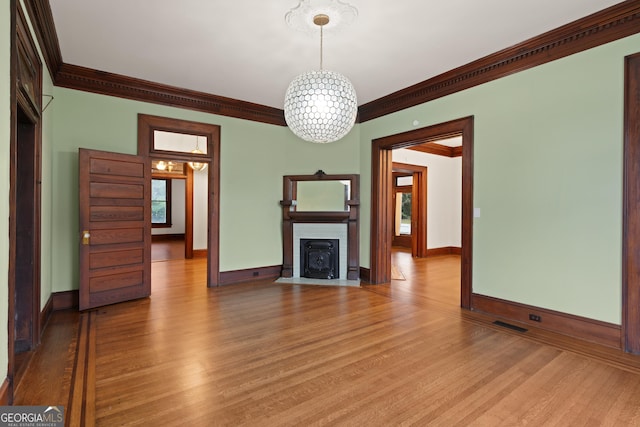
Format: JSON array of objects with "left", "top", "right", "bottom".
[{"left": 493, "top": 320, "right": 528, "bottom": 333}]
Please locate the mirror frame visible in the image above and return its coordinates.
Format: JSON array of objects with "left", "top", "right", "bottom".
[
  {"left": 280, "top": 171, "right": 360, "bottom": 280},
  {"left": 282, "top": 170, "right": 359, "bottom": 213}
]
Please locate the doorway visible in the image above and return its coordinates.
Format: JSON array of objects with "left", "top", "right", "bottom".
[
  {"left": 370, "top": 116, "right": 473, "bottom": 308},
  {"left": 151, "top": 162, "right": 190, "bottom": 262},
  {"left": 392, "top": 171, "right": 414, "bottom": 249},
  {"left": 12, "top": 106, "right": 42, "bottom": 374},
  {"left": 391, "top": 162, "right": 427, "bottom": 257},
  {"left": 138, "top": 114, "right": 221, "bottom": 286}
]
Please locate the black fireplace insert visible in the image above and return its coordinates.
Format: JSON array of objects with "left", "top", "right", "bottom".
[{"left": 300, "top": 239, "right": 339, "bottom": 279}]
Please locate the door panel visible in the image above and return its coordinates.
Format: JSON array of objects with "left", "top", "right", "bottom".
[
  {"left": 91, "top": 271, "right": 143, "bottom": 292},
  {"left": 91, "top": 228, "right": 143, "bottom": 245},
  {"left": 79, "top": 148, "right": 151, "bottom": 310},
  {"left": 90, "top": 249, "right": 144, "bottom": 269},
  {"left": 90, "top": 206, "right": 144, "bottom": 222},
  {"left": 90, "top": 182, "right": 143, "bottom": 199}
]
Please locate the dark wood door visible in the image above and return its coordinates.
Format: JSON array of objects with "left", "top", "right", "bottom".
[{"left": 79, "top": 149, "right": 151, "bottom": 310}]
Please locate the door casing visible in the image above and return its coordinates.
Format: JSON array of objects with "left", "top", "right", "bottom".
[
  {"left": 392, "top": 163, "right": 428, "bottom": 257},
  {"left": 7, "top": 1, "right": 43, "bottom": 403},
  {"left": 622, "top": 52, "right": 640, "bottom": 353}
]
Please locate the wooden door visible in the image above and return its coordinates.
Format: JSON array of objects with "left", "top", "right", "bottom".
[{"left": 79, "top": 149, "right": 151, "bottom": 310}]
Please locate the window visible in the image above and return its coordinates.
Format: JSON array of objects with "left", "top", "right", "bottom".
[
  {"left": 395, "top": 175, "right": 413, "bottom": 186},
  {"left": 393, "top": 174, "right": 413, "bottom": 237},
  {"left": 399, "top": 192, "right": 412, "bottom": 235},
  {"left": 152, "top": 179, "right": 172, "bottom": 227},
  {"left": 395, "top": 191, "right": 412, "bottom": 235}
]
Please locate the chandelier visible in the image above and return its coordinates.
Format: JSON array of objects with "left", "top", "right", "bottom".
[
  {"left": 284, "top": 2, "right": 358, "bottom": 144},
  {"left": 188, "top": 136, "right": 207, "bottom": 171}
]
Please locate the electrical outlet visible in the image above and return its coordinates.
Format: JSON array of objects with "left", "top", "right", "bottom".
[{"left": 529, "top": 314, "right": 541, "bottom": 322}]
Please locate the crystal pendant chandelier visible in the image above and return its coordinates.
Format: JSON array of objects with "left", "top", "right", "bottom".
[{"left": 284, "top": 10, "right": 358, "bottom": 144}]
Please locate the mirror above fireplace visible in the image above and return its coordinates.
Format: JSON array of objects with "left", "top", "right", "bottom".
[
  {"left": 282, "top": 170, "right": 358, "bottom": 213},
  {"left": 296, "top": 180, "right": 350, "bottom": 211}
]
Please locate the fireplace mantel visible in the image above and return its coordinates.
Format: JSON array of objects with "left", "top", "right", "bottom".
[
  {"left": 280, "top": 172, "right": 360, "bottom": 280},
  {"left": 287, "top": 210, "right": 350, "bottom": 222}
]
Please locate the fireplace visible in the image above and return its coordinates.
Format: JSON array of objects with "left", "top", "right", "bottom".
[
  {"left": 301, "top": 239, "right": 339, "bottom": 279},
  {"left": 293, "top": 223, "right": 348, "bottom": 279},
  {"left": 280, "top": 172, "right": 360, "bottom": 281}
]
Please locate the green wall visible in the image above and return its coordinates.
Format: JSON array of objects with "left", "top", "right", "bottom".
[
  {"left": 359, "top": 33, "right": 640, "bottom": 324},
  {"left": 50, "top": 88, "right": 360, "bottom": 290},
  {"left": 1, "top": 0, "right": 11, "bottom": 383}
]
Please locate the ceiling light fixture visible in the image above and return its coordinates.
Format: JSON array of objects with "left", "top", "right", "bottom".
[
  {"left": 188, "top": 136, "right": 207, "bottom": 171},
  {"left": 284, "top": 1, "right": 358, "bottom": 144}
]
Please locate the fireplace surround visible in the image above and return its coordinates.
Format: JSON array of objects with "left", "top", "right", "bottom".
[{"left": 280, "top": 171, "right": 359, "bottom": 280}]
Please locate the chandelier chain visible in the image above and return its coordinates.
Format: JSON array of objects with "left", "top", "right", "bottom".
[{"left": 320, "top": 24, "right": 324, "bottom": 70}]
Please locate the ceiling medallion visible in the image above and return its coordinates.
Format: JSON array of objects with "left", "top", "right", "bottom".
[
  {"left": 284, "top": 1, "right": 358, "bottom": 144},
  {"left": 285, "top": 0, "right": 358, "bottom": 35}
]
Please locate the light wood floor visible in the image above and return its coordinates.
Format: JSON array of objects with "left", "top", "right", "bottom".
[{"left": 15, "top": 251, "right": 640, "bottom": 426}]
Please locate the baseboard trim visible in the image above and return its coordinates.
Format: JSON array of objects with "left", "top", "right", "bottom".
[
  {"left": 151, "top": 233, "right": 185, "bottom": 242},
  {"left": 40, "top": 294, "right": 53, "bottom": 334},
  {"left": 0, "top": 377, "right": 9, "bottom": 405},
  {"left": 219, "top": 265, "right": 282, "bottom": 286},
  {"left": 41, "top": 291, "right": 79, "bottom": 332},
  {"left": 52, "top": 290, "right": 79, "bottom": 311},
  {"left": 193, "top": 249, "right": 208, "bottom": 259},
  {"left": 471, "top": 293, "right": 621, "bottom": 349},
  {"left": 359, "top": 267, "right": 371, "bottom": 283},
  {"left": 427, "top": 246, "right": 462, "bottom": 256}
]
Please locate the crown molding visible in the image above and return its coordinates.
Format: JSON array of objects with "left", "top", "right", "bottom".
[
  {"left": 358, "top": 0, "right": 640, "bottom": 122},
  {"left": 55, "top": 63, "right": 286, "bottom": 126}
]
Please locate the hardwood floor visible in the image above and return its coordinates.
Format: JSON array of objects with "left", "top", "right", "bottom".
[
  {"left": 13, "top": 310, "right": 79, "bottom": 407},
  {"left": 151, "top": 238, "right": 185, "bottom": 262},
  {"left": 14, "top": 253, "right": 640, "bottom": 426},
  {"left": 389, "top": 247, "right": 461, "bottom": 307}
]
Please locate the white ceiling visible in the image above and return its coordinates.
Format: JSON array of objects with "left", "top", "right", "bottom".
[{"left": 49, "top": 0, "right": 623, "bottom": 109}]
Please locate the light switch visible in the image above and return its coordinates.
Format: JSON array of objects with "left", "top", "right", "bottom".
[{"left": 474, "top": 208, "right": 481, "bottom": 218}]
